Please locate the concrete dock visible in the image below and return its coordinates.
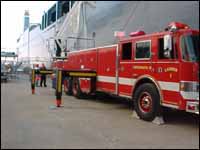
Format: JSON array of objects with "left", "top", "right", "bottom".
[{"left": 1, "top": 75, "right": 199, "bottom": 149}]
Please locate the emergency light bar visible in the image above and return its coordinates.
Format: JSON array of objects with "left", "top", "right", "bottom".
[
  {"left": 129, "top": 30, "right": 146, "bottom": 37},
  {"left": 165, "top": 22, "right": 190, "bottom": 31}
]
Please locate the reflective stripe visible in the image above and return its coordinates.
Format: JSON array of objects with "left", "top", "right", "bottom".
[
  {"left": 97, "top": 76, "right": 180, "bottom": 92},
  {"left": 119, "top": 94, "right": 132, "bottom": 99},
  {"left": 162, "top": 103, "right": 178, "bottom": 109},
  {"left": 97, "top": 76, "right": 116, "bottom": 83},
  {"left": 180, "top": 91, "right": 199, "bottom": 100},
  {"left": 40, "top": 70, "right": 53, "bottom": 74},
  {"left": 97, "top": 76, "right": 136, "bottom": 85},
  {"left": 158, "top": 81, "right": 179, "bottom": 92},
  {"left": 119, "top": 77, "right": 136, "bottom": 86},
  {"left": 69, "top": 72, "right": 96, "bottom": 77}
]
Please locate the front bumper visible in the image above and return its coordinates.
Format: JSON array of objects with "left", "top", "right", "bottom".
[{"left": 186, "top": 101, "right": 199, "bottom": 115}]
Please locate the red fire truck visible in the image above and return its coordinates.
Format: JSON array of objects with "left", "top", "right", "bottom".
[{"left": 53, "top": 22, "right": 199, "bottom": 121}]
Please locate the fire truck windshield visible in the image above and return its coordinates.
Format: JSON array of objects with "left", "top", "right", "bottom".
[{"left": 181, "top": 35, "right": 199, "bottom": 62}]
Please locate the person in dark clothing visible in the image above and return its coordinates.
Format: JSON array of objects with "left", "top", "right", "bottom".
[{"left": 40, "top": 63, "right": 47, "bottom": 87}]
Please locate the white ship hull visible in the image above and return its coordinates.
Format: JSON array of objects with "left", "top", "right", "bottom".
[{"left": 17, "top": 1, "right": 199, "bottom": 68}]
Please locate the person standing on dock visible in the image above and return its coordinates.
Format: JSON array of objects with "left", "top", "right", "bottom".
[
  {"left": 40, "top": 63, "right": 47, "bottom": 87},
  {"left": 35, "top": 64, "right": 40, "bottom": 87}
]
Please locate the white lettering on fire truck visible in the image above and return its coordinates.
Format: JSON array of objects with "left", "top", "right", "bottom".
[
  {"left": 133, "top": 66, "right": 149, "bottom": 70},
  {"left": 164, "top": 67, "right": 178, "bottom": 72}
]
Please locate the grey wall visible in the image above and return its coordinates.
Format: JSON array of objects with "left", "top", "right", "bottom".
[{"left": 79, "top": 1, "right": 199, "bottom": 47}]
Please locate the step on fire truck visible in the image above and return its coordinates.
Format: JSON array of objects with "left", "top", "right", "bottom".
[{"left": 52, "top": 22, "right": 199, "bottom": 122}]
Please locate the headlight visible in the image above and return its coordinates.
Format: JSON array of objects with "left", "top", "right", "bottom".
[{"left": 180, "top": 81, "right": 199, "bottom": 92}]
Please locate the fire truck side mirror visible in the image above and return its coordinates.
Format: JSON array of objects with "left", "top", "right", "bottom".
[{"left": 164, "top": 34, "right": 172, "bottom": 58}]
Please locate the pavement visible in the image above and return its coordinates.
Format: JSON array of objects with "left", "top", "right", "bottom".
[{"left": 1, "top": 75, "right": 199, "bottom": 149}]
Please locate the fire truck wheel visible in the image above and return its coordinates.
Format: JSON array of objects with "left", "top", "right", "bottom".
[
  {"left": 63, "top": 77, "right": 73, "bottom": 95},
  {"left": 72, "top": 78, "right": 84, "bottom": 99},
  {"left": 134, "top": 83, "right": 161, "bottom": 121}
]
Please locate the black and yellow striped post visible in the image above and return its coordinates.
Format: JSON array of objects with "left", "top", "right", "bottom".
[
  {"left": 31, "top": 69, "right": 35, "bottom": 94},
  {"left": 39, "top": 70, "right": 54, "bottom": 75},
  {"left": 55, "top": 69, "right": 62, "bottom": 107}
]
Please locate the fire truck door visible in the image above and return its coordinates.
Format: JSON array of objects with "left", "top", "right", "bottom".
[
  {"left": 118, "top": 42, "right": 134, "bottom": 97},
  {"left": 97, "top": 46, "right": 117, "bottom": 94},
  {"left": 153, "top": 35, "right": 180, "bottom": 106}
]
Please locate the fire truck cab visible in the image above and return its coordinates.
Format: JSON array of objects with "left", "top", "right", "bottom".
[
  {"left": 53, "top": 22, "right": 199, "bottom": 122},
  {"left": 117, "top": 22, "right": 199, "bottom": 121}
]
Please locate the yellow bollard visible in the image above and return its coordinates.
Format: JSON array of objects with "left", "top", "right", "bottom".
[{"left": 55, "top": 70, "right": 62, "bottom": 107}]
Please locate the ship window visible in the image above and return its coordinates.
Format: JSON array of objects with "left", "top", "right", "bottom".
[
  {"left": 45, "top": 13, "right": 47, "bottom": 27},
  {"left": 62, "top": 1, "right": 69, "bottom": 16},
  {"left": 135, "top": 41, "right": 151, "bottom": 59},
  {"left": 122, "top": 42, "right": 132, "bottom": 60},
  {"left": 51, "top": 11, "right": 56, "bottom": 22},
  {"left": 71, "top": 1, "right": 76, "bottom": 8}
]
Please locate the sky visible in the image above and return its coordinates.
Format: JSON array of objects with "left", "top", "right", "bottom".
[{"left": 1, "top": 1, "right": 56, "bottom": 52}]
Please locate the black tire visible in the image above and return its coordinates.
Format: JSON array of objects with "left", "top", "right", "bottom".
[
  {"left": 72, "top": 78, "right": 84, "bottom": 99},
  {"left": 63, "top": 77, "right": 73, "bottom": 95},
  {"left": 133, "top": 83, "right": 161, "bottom": 121}
]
